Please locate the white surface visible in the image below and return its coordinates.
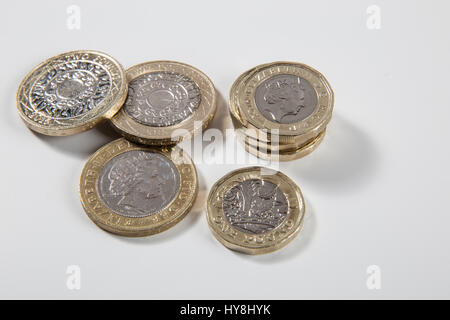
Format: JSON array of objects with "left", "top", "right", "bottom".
[{"left": 1, "top": 0, "right": 449, "bottom": 299}]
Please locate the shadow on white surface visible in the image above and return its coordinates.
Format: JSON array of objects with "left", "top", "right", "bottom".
[
  {"left": 285, "top": 114, "right": 379, "bottom": 193},
  {"left": 230, "top": 198, "right": 316, "bottom": 263},
  {"left": 31, "top": 120, "right": 120, "bottom": 159},
  {"left": 105, "top": 167, "right": 207, "bottom": 244}
]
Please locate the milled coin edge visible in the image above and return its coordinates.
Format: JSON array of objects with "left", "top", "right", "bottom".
[{"left": 110, "top": 60, "right": 217, "bottom": 144}]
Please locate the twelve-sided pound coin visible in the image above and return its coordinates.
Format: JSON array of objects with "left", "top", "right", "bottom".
[
  {"left": 111, "top": 61, "right": 217, "bottom": 145},
  {"left": 16, "top": 50, "right": 127, "bottom": 136},
  {"left": 79, "top": 138, "right": 198, "bottom": 237},
  {"left": 206, "top": 166, "right": 305, "bottom": 254}
]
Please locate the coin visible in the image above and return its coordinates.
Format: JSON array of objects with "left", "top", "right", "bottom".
[
  {"left": 79, "top": 138, "right": 198, "bottom": 237},
  {"left": 111, "top": 61, "right": 217, "bottom": 145},
  {"left": 16, "top": 50, "right": 127, "bottom": 136},
  {"left": 206, "top": 166, "right": 305, "bottom": 254},
  {"left": 229, "top": 61, "right": 333, "bottom": 161}
]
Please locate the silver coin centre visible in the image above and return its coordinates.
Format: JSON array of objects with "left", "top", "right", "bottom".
[
  {"left": 31, "top": 62, "right": 111, "bottom": 118},
  {"left": 146, "top": 89, "right": 175, "bottom": 109},
  {"left": 222, "top": 179, "right": 288, "bottom": 234},
  {"left": 97, "top": 150, "right": 180, "bottom": 218},
  {"left": 124, "top": 71, "right": 201, "bottom": 127},
  {"left": 254, "top": 74, "right": 318, "bottom": 124},
  {"left": 57, "top": 78, "right": 84, "bottom": 99}
]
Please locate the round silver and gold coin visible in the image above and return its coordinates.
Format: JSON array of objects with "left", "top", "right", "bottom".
[
  {"left": 79, "top": 138, "right": 197, "bottom": 237},
  {"left": 16, "top": 50, "right": 127, "bottom": 136},
  {"left": 111, "top": 61, "right": 217, "bottom": 145},
  {"left": 229, "top": 61, "right": 334, "bottom": 161},
  {"left": 206, "top": 166, "right": 305, "bottom": 254}
]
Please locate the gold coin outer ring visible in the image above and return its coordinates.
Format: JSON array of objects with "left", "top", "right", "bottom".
[
  {"left": 206, "top": 166, "right": 305, "bottom": 254},
  {"left": 111, "top": 61, "right": 217, "bottom": 145},
  {"left": 16, "top": 50, "right": 128, "bottom": 136},
  {"left": 79, "top": 138, "right": 198, "bottom": 237},
  {"left": 231, "top": 61, "right": 334, "bottom": 143}
]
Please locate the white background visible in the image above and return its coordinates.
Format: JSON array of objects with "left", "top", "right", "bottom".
[{"left": 1, "top": 0, "right": 449, "bottom": 299}]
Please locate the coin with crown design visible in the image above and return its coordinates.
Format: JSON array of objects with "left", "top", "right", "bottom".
[
  {"left": 16, "top": 50, "right": 127, "bottom": 136},
  {"left": 206, "top": 166, "right": 305, "bottom": 254},
  {"left": 229, "top": 61, "right": 334, "bottom": 161},
  {"left": 111, "top": 60, "right": 217, "bottom": 146},
  {"left": 79, "top": 138, "right": 198, "bottom": 237}
]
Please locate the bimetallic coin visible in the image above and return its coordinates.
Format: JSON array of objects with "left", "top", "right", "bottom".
[
  {"left": 17, "top": 50, "right": 127, "bottom": 136},
  {"left": 80, "top": 138, "right": 198, "bottom": 237},
  {"left": 207, "top": 167, "right": 305, "bottom": 254},
  {"left": 111, "top": 61, "right": 216, "bottom": 145},
  {"left": 124, "top": 71, "right": 201, "bottom": 127}
]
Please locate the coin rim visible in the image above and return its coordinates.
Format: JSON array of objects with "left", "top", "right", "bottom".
[
  {"left": 79, "top": 138, "right": 198, "bottom": 237},
  {"left": 16, "top": 50, "right": 128, "bottom": 136},
  {"left": 110, "top": 60, "right": 217, "bottom": 145},
  {"left": 206, "top": 166, "right": 305, "bottom": 254}
]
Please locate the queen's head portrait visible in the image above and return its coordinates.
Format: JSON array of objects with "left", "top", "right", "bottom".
[
  {"left": 255, "top": 74, "right": 318, "bottom": 124},
  {"left": 98, "top": 150, "right": 180, "bottom": 217},
  {"left": 263, "top": 77, "right": 305, "bottom": 123}
]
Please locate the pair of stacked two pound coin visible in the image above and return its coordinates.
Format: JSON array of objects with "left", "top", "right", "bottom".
[{"left": 16, "top": 50, "right": 333, "bottom": 254}]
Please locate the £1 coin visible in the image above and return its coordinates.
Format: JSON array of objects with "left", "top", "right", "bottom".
[{"left": 206, "top": 166, "right": 305, "bottom": 254}]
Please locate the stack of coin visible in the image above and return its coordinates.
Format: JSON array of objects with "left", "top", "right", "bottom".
[{"left": 229, "top": 61, "right": 334, "bottom": 161}]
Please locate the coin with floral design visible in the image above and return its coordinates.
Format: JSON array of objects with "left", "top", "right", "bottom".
[{"left": 16, "top": 50, "right": 127, "bottom": 136}]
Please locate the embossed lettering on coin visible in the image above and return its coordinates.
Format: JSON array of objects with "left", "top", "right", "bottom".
[
  {"left": 222, "top": 179, "right": 288, "bottom": 234},
  {"left": 30, "top": 62, "right": 111, "bottom": 118},
  {"left": 124, "top": 71, "right": 201, "bottom": 127},
  {"left": 97, "top": 150, "right": 180, "bottom": 217},
  {"left": 254, "top": 74, "right": 317, "bottom": 124}
]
